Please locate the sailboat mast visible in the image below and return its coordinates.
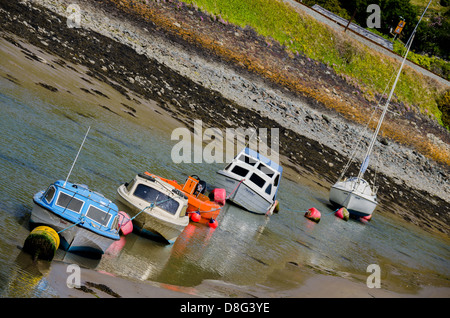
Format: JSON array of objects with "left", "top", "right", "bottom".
[
  {"left": 356, "top": 0, "right": 431, "bottom": 180},
  {"left": 357, "top": 43, "right": 412, "bottom": 179}
]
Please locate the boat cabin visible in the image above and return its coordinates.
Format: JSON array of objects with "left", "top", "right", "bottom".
[
  {"left": 343, "top": 177, "right": 378, "bottom": 196},
  {"left": 124, "top": 173, "right": 188, "bottom": 219},
  {"left": 39, "top": 180, "right": 120, "bottom": 238},
  {"left": 223, "top": 148, "right": 282, "bottom": 202}
]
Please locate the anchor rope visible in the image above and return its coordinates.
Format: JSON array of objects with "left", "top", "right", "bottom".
[
  {"left": 281, "top": 207, "right": 339, "bottom": 215},
  {"left": 226, "top": 178, "right": 245, "bottom": 200},
  {"left": 57, "top": 217, "right": 85, "bottom": 234}
]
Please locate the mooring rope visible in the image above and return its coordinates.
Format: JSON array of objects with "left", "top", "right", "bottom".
[
  {"left": 281, "top": 206, "right": 339, "bottom": 215},
  {"left": 121, "top": 197, "right": 175, "bottom": 224},
  {"left": 187, "top": 206, "right": 222, "bottom": 214},
  {"left": 226, "top": 178, "right": 245, "bottom": 200},
  {"left": 57, "top": 217, "right": 85, "bottom": 234}
]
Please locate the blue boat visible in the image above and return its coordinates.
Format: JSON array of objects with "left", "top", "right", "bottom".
[{"left": 31, "top": 180, "right": 120, "bottom": 258}]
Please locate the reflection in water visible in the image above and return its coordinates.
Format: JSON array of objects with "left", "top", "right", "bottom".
[{"left": 3, "top": 251, "right": 56, "bottom": 298}]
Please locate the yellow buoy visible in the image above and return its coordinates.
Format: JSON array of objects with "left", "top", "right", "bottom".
[
  {"left": 23, "top": 226, "right": 60, "bottom": 261},
  {"left": 274, "top": 200, "right": 280, "bottom": 213}
]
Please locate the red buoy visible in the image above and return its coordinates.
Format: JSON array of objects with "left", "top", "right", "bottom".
[
  {"left": 304, "top": 207, "right": 321, "bottom": 223},
  {"left": 360, "top": 214, "right": 372, "bottom": 222},
  {"left": 118, "top": 211, "right": 133, "bottom": 235},
  {"left": 208, "top": 218, "right": 218, "bottom": 229},
  {"left": 211, "top": 188, "right": 226, "bottom": 206},
  {"left": 335, "top": 207, "right": 349, "bottom": 221},
  {"left": 190, "top": 211, "right": 201, "bottom": 222}
]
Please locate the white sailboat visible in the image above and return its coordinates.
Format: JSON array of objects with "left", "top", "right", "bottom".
[{"left": 329, "top": 1, "right": 431, "bottom": 218}]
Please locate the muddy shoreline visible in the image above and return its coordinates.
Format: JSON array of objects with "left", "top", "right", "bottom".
[{"left": 0, "top": 0, "right": 449, "bottom": 236}]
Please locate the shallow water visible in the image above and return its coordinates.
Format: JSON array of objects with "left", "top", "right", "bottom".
[{"left": 0, "top": 65, "right": 449, "bottom": 297}]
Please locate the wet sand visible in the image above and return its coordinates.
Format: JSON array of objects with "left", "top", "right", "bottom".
[
  {"left": 46, "top": 261, "right": 196, "bottom": 298},
  {"left": 43, "top": 259, "right": 449, "bottom": 298}
]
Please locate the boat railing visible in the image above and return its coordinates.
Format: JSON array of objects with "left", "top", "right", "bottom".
[
  {"left": 58, "top": 184, "right": 115, "bottom": 210},
  {"left": 372, "top": 185, "right": 379, "bottom": 196}
]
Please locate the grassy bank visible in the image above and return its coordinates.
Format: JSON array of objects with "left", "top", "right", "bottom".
[{"left": 180, "top": 0, "right": 447, "bottom": 125}]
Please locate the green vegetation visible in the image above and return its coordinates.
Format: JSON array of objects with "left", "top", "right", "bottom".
[
  {"left": 304, "top": 0, "right": 450, "bottom": 79},
  {"left": 368, "top": 27, "right": 450, "bottom": 80},
  {"left": 437, "top": 89, "right": 450, "bottom": 129},
  {"left": 182, "top": 0, "right": 447, "bottom": 127},
  {"left": 305, "top": 0, "right": 449, "bottom": 60}
]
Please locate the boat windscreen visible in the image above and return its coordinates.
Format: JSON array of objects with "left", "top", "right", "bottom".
[
  {"left": 238, "top": 154, "right": 258, "bottom": 166},
  {"left": 56, "top": 192, "right": 84, "bottom": 213},
  {"left": 134, "top": 184, "right": 180, "bottom": 216},
  {"left": 231, "top": 165, "right": 249, "bottom": 178},
  {"left": 86, "top": 205, "right": 112, "bottom": 227},
  {"left": 44, "top": 186, "right": 56, "bottom": 203},
  {"left": 249, "top": 173, "right": 265, "bottom": 188}
]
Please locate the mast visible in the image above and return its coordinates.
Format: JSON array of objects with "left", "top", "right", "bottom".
[
  {"left": 356, "top": 0, "right": 432, "bottom": 180},
  {"left": 64, "top": 126, "right": 91, "bottom": 187}
]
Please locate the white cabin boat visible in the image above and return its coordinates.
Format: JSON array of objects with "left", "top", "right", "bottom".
[
  {"left": 116, "top": 173, "right": 189, "bottom": 243},
  {"left": 215, "top": 148, "right": 282, "bottom": 214}
]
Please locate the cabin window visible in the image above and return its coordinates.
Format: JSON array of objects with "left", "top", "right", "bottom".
[
  {"left": 86, "top": 205, "right": 112, "bottom": 227},
  {"left": 238, "top": 154, "right": 257, "bottom": 166},
  {"left": 257, "top": 163, "right": 274, "bottom": 178},
  {"left": 265, "top": 184, "right": 272, "bottom": 195},
  {"left": 231, "top": 165, "right": 249, "bottom": 178},
  {"left": 56, "top": 192, "right": 84, "bottom": 213},
  {"left": 44, "top": 186, "right": 56, "bottom": 204},
  {"left": 112, "top": 215, "right": 119, "bottom": 230},
  {"left": 126, "top": 179, "right": 135, "bottom": 192},
  {"left": 249, "top": 173, "right": 265, "bottom": 188},
  {"left": 134, "top": 184, "right": 180, "bottom": 216},
  {"left": 180, "top": 205, "right": 187, "bottom": 218},
  {"left": 274, "top": 174, "right": 280, "bottom": 187}
]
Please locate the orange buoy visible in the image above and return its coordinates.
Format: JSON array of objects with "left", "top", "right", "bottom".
[
  {"left": 190, "top": 211, "right": 201, "bottom": 222},
  {"left": 208, "top": 218, "right": 218, "bottom": 229},
  {"left": 304, "top": 207, "right": 321, "bottom": 223}
]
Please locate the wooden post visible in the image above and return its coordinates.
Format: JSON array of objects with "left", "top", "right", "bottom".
[{"left": 344, "top": 9, "right": 357, "bottom": 32}]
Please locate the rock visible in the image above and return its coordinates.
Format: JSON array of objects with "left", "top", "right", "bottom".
[
  {"left": 322, "top": 114, "right": 330, "bottom": 124},
  {"left": 380, "top": 137, "right": 389, "bottom": 146}
]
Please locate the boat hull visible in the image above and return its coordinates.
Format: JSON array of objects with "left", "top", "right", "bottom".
[
  {"left": 30, "top": 202, "right": 116, "bottom": 257},
  {"left": 215, "top": 171, "right": 272, "bottom": 214},
  {"left": 116, "top": 185, "right": 188, "bottom": 243},
  {"left": 329, "top": 185, "right": 377, "bottom": 217},
  {"left": 190, "top": 208, "right": 220, "bottom": 223}
]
